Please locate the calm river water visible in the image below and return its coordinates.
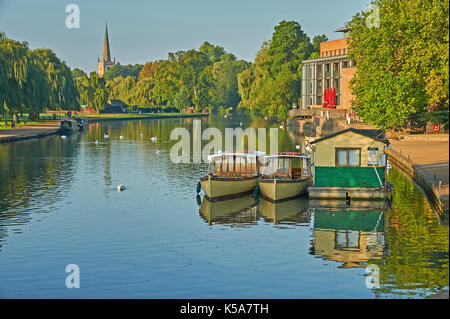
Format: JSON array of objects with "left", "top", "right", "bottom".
[{"left": 0, "top": 115, "right": 448, "bottom": 298}]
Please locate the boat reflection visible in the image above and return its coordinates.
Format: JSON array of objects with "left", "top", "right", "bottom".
[
  {"left": 258, "top": 197, "right": 310, "bottom": 225},
  {"left": 199, "top": 195, "right": 259, "bottom": 226},
  {"left": 199, "top": 195, "right": 312, "bottom": 227},
  {"left": 309, "top": 200, "right": 386, "bottom": 269}
]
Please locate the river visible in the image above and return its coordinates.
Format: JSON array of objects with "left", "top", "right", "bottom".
[{"left": 0, "top": 115, "right": 447, "bottom": 298}]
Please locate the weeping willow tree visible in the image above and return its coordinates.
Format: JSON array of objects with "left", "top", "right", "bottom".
[{"left": 0, "top": 33, "right": 80, "bottom": 121}]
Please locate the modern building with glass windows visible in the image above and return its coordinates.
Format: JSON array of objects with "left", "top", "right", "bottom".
[{"left": 301, "top": 27, "right": 357, "bottom": 110}]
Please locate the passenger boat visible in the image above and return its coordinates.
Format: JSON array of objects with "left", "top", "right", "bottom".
[
  {"left": 258, "top": 152, "right": 312, "bottom": 202},
  {"left": 199, "top": 150, "right": 265, "bottom": 202}
]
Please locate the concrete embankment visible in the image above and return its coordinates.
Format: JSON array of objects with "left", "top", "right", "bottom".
[{"left": 387, "top": 137, "right": 449, "bottom": 218}]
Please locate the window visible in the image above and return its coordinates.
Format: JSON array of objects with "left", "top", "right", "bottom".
[
  {"left": 336, "top": 148, "right": 361, "bottom": 166},
  {"left": 343, "top": 48, "right": 346, "bottom": 55},
  {"left": 368, "top": 148, "right": 379, "bottom": 165}
]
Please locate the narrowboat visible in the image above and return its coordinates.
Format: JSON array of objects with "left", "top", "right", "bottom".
[
  {"left": 258, "top": 152, "right": 312, "bottom": 202},
  {"left": 199, "top": 150, "right": 265, "bottom": 201}
]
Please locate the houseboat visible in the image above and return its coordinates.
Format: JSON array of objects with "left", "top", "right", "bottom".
[
  {"left": 258, "top": 152, "right": 312, "bottom": 202},
  {"left": 199, "top": 150, "right": 265, "bottom": 202},
  {"left": 307, "top": 128, "right": 391, "bottom": 200}
]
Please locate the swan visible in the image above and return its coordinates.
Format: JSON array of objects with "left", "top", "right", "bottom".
[
  {"left": 150, "top": 136, "right": 158, "bottom": 141},
  {"left": 104, "top": 134, "right": 109, "bottom": 138}
]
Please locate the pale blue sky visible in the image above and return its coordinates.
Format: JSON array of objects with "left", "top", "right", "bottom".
[{"left": 0, "top": 0, "right": 369, "bottom": 72}]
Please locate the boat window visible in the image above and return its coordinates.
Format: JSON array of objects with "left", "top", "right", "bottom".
[{"left": 277, "top": 158, "right": 289, "bottom": 174}]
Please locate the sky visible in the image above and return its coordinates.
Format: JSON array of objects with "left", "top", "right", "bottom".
[{"left": 0, "top": 0, "right": 370, "bottom": 73}]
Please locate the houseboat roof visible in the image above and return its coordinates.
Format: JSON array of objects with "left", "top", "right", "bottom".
[{"left": 310, "top": 128, "right": 389, "bottom": 145}]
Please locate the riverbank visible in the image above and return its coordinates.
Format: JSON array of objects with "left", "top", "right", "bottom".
[
  {"left": 0, "top": 121, "right": 61, "bottom": 143},
  {"left": 0, "top": 113, "right": 208, "bottom": 143},
  {"left": 387, "top": 136, "right": 449, "bottom": 219}
]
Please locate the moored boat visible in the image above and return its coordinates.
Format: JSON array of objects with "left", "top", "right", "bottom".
[
  {"left": 258, "top": 152, "right": 312, "bottom": 202},
  {"left": 199, "top": 150, "right": 265, "bottom": 201}
]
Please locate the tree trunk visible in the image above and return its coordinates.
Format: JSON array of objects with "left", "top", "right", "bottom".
[{"left": 13, "top": 113, "right": 18, "bottom": 123}]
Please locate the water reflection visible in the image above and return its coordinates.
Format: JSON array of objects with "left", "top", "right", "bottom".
[
  {"left": 199, "top": 195, "right": 258, "bottom": 226},
  {"left": 309, "top": 201, "right": 385, "bottom": 269},
  {"left": 258, "top": 197, "right": 310, "bottom": 225},
  {"left": 0, "top": 115, "right": 447, "bottom": 298}
]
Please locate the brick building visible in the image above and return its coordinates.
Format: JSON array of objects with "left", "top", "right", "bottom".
[{"left": 301, "top": 27, "right": 356, "bottom": 110}]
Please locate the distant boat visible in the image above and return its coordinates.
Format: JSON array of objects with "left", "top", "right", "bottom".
[
  {"left": 258, "top": 152, "right": 312, "bottom": 202},
  {"left": 59, "top": 120, "right": 78, "bottom": 135}
]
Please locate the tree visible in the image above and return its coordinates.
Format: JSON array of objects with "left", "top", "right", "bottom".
[
  {"left": 138, "top": 61, "right": 160, "bottom": 82},
  {"left": 237, "top": 21, "right": 316, "bottom": 120},
  {"left": 312, "top": 34, "right": 328, "bottom": 52},
  {"left": 103, "top": 63, "right": 143, "bottom": 81},
  {"left": 348, "top": 0, "right": 449, "bottom": 129}
]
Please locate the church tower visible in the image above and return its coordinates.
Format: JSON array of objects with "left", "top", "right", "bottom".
[{"left": 97, "top": 23, "right": 116, "bottom": 77}]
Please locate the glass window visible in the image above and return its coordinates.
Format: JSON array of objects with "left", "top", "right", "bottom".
[
  {"left": 349, "top": 149, "right": 360, "bottom": 166},
  {"left": 336, "top": 149, "right": 360, "bottom": 166},
  {"left": 368, "top": 148, "right": 379, "bottom": 165},
  {"left": 337, "top": 150, "right": 347, "bottom": 165}
]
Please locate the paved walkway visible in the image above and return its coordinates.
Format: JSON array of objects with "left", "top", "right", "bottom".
[
  {"left": 390, "top": 139, "right": 449, "bottom": 185},
  {"left": 0, "top": 121, "right": 61, "bottom": 142}
]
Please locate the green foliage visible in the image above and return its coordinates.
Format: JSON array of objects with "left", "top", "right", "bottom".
[
  {"left": 105, "top": 41, "right": 247, "bottom": 111},
  {"left": 420, "top": 111, "right": 450, "bottom": 129},
  {"left": 0, "top": 33, "right": 79, "bottom": 118},
  {"left": 103, "top": 63, "right": 143, "bottom": 81},
  {"left": 74, "top": 72, "right": 108, "bottom": 112},
  {"left": 312, "top": 34, "right": 328, "bottom": 52},
  {"left": 348, "top": 0, "right": 449, "bottom": 129},
  {"left": 237, "top": 21, "right": 319, "bottom": 121}
]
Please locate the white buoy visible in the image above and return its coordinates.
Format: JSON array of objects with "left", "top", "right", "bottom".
[
  {"left": 117, "top": 184, "right": 126, "bottom": 192},
  {"left": 61, "top": 135, "right": 67, "bottom": 139}
]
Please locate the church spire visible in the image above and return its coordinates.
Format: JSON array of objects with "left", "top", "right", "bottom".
[{"left": 103, "top": 23, "right": 111, "bottom": 62}]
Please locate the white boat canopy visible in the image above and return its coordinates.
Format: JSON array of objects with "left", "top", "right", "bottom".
[{"left": 207, "top": 150, "right": 266, "bottom": 162}]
